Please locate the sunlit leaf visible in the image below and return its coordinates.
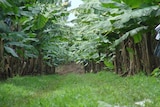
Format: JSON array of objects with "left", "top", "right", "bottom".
[
  {"left": 33, "top": 14, "right": 48, "bottom": 30},
  {"left": 104, "top": 59, "right": 114, "bottom": 69},
  {"left": 133, "top": 33, "right": 142, "bottom": 43},
  {"left": 112, "top": 26, "right": 147, "bottom": 47}
]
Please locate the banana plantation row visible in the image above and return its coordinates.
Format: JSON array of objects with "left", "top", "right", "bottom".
[{"left": 0, "top": 0, "right": 160, "bottom": 80}]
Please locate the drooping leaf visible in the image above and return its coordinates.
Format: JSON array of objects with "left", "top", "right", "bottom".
[
  {"left": 112, "top": 26, "right": 147, "bottom": 47},
  {"left": 6, "top": 42, "right": 33, "bottom": 48},
  {"left": 4, "top": 46, "right": 19, "bottom": 57}
]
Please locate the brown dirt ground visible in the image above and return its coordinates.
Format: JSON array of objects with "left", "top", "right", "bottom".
[{"left": 55, "top": 62, "right": 85, "bottom": 75}]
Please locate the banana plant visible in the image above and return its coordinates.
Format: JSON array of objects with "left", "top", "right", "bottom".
[
  {"left": 70, "top": 0, "right": 160, "bottom": 74},
  {"left": 0, "top": 0, "right": 71, "bottom": 78}
]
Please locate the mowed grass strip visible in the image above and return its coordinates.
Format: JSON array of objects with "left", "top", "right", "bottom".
[{"left": 0, "top": 72, "right": 160, "bottom": 107}]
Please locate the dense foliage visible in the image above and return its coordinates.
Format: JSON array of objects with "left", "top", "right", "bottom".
[
  {"left": 0, "top": 0, "right": 71, "bottom": 79},
  {"left": 69, "top": 0, "right": 160, "bottom": 74},
  {"left": 0, "top": 0, "right": 160, "bottom": 79}
]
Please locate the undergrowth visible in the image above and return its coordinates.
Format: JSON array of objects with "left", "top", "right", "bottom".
[{"left": 0, "top": 72, "right": 160, "bottom": 107}]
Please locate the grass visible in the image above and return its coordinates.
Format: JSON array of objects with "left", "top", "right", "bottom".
[{"left": 0, "top": 71, "right": 160, "bottom": 107}]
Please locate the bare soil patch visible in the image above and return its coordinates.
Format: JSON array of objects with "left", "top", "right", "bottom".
[{"left": 55, "top": 62, "right": 85, "bottom": 75}]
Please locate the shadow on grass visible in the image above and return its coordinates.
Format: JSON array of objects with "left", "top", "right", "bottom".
[
  {"left": 0, "top": 74, "right": 65, "bottom": 106},
  {"left": 9, "top": 74, "right": 62, "bottom": 90}
]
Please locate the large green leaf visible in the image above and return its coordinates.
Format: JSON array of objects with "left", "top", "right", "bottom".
[
  {"left": 4, "top": 46, "right": 19, "bottom": 57},
  {"left": 133, "top": 33, "right": 142, "bottom": 43},
  {"left": 0, "top": 0, "right": 12, "bottom": 7},
  {"left": 111, "top": 26, "right": 147, "bottom": 48},
  {"left": 33, "top": 14, "right": 48, "bottom": 30},
  {"left": 104, "top": 58, "right": 114, "bottom": 69},
  {"left": 0, "top": 20, "right": 10, "bottom": 33},
  {"left": 100, "top": 0, "right": 127, "bottom": 9},
  {"left": 22, "top": 38, "right": 39, "bottom": 43},
  {"left": 122, "top": 0, "right": 155, "bottom": 8},
  {"left": 101, "top": 0, "right": 156, "bottom": 9},
  {"left": 6, "top": 42, "right": 33, "bottom": 48}
]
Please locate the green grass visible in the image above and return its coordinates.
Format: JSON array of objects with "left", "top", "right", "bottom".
[{"left": 0, "top": 71, "right": 160, "bottom": 107}]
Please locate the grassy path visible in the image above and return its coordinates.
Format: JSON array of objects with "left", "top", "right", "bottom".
[{"left": 0, "top": 72, "right": 160, "bottom": 107}]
